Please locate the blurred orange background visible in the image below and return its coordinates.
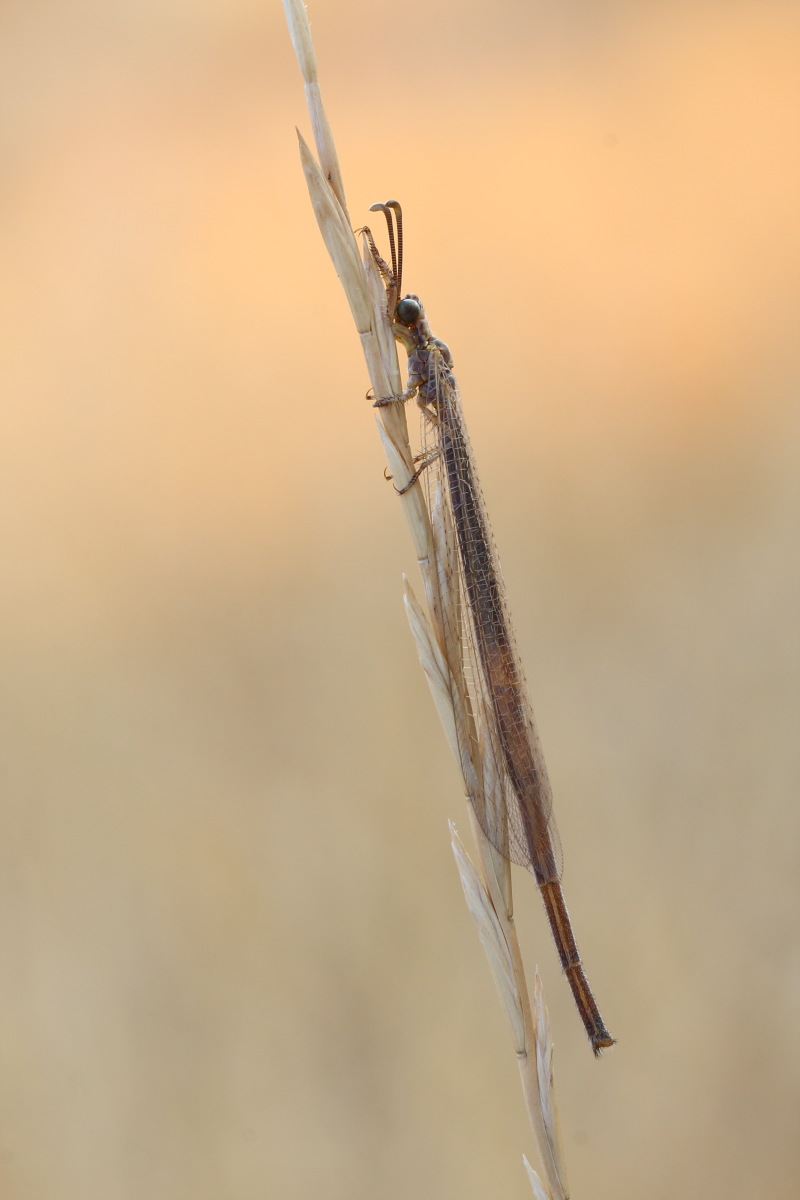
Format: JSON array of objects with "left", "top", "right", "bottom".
[{"left": 1, "top": 1, "right": 798, "bottom": 1197}]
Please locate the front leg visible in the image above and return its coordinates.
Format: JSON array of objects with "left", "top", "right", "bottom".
[
  {"left": 371, "top": 386, "right": 417, "bottom": 410},
  {"left": 371, "top": 382, "right": 418, "bottom": 408}
]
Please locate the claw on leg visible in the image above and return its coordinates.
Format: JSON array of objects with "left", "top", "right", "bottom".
[{"left": 394, "top": 448, "right": 441, "bottom": 495}]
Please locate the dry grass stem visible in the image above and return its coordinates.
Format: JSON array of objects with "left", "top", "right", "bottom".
[
  {"left": 450, "top": 824, "right": 525, "bottom": 1051},
  {"left": 296, "top": 134, "right": 369, "bottom": 333},
  {"left": 282, "top": 1, "right": 571, "bottom": 1194},
  {"left": 450, "top": 824, "right": 568, "bottom": 1200},
  {"left": 402, "top": 576, "right": 461, "bottom": 766},
  {"left": 282, "top": 0, "right": 347, "bottom": 214},
  {"left": 525, "top": 1154, "right": 556, "bottom": 1200}
]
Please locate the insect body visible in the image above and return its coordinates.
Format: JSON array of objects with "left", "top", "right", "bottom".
[{"left": 368, "top": 201, "right": 613, "bottom": 1054}]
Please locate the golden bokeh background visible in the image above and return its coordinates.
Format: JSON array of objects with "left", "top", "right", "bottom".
[{"left": 1, "top": 1, "right": 798, "bottom": 1196}]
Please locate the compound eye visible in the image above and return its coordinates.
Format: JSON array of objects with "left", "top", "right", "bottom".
[{"left": 395, "top": 296, "right": 421, "bottom": 326}]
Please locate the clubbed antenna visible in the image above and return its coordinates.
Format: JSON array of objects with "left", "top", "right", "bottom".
[{"left": 369, "top": 200, "right": 406, "bottom": 313}]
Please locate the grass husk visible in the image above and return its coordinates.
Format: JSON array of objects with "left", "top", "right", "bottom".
[{"left": 282, "top": 2, "right": 570, "bottom": 1194}]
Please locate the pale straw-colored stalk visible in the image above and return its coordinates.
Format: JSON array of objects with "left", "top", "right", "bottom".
[{"left": 282, "top": 2, "right": 569, "bottom": 1195}]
